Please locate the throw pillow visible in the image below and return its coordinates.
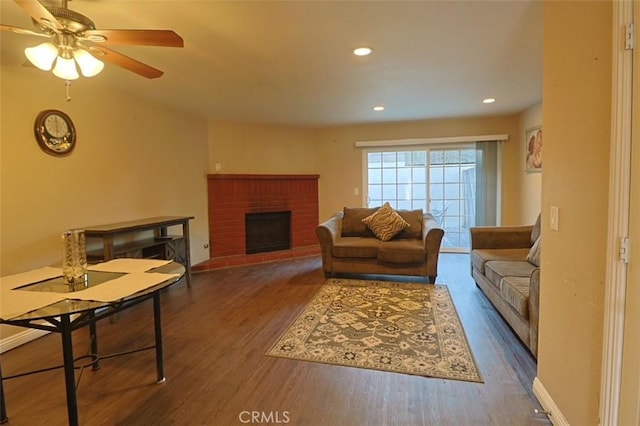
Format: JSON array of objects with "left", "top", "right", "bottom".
[
  {"left": 342, "top": 206, "right": 379, "bottom": 237},
  {"left": 531, "top": 213, "right": 542, "bottom": 245},
  {"left": 396, "top": 209, "right": 423, "bottom": 239},
  {"left": 361, "top": 202, "right": 410, "bottom": 242},
  {"left": 527, "top": 236, "right": 541, "bottom": 267}
]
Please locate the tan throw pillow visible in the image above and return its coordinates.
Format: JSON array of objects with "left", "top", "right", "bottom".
[
  {"left": 362, "top": 202, "right": 410, "bottom": 242},
  {"left": 527, "top": 236, "right": 541, "bottom": 266}
]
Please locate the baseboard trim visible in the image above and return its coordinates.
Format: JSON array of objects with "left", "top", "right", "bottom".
[
  {"left": 533, "top": 377, "right": 570, "bottom": 426},
  {"left": 0, "top": 328, "right": 49, "bottom": 354}
]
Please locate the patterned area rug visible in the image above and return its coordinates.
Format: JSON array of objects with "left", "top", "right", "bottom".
[{"left": 266, "top": 278, "right": 482, "bottom": 382}]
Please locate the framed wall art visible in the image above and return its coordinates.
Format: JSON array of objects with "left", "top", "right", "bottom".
[{"left": 525, "top": 126, "right": 542, "bottom": 173}]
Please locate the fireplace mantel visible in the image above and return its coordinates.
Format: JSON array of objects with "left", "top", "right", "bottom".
[
  {"left": 208, "top": 174, "right": 319, "bottom": 181},
  {"left": 206, "top": 174, "right": 319, "bottom": 259}
]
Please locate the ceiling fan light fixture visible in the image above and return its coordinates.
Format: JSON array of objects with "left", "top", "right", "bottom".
[
  {"left": 73, "top": 48, "right": 104, "bottom": 77},
  {"left": 24, "top": 42, "right": 58, "bottom": 71},
  {"left": 52, "top": 56, "right": 79, "bottom": 80}
]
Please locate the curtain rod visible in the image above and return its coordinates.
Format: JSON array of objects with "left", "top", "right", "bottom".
[{"left": 354, "top": 134, "right": 509, "bottom": 148}]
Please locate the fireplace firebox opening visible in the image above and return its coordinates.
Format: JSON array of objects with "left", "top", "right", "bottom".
[{"left": 245, "top": 211, "right": 292, "bottom": 254}]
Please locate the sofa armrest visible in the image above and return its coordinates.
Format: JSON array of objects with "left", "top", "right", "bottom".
[
  {"left": 528, "top": 267, "right": 540, "bottom": 357},
  {"left": 315, "top": 212, "right": 344, "bottom": 276},
  {"left": 422, "top": 214, "right": 444, "bottom": 281},
  {"left": 469, "top": 225, "right": 533, "bottom": 250}
]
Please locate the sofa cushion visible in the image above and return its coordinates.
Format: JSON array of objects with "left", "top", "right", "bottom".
[
  {"left": 527, "top": 236, "right": 541, "bottom": 267},
  {"left": 362, "top": 202, "right": 410, "bottom": 242},
  {"left": 500, "top": 276, "right": 530, "bottom": 318},
  {"left": 531, "top": 213, "right": 541, "bottom": 245},
  {"left": 342, "top": 207, "right": 379, "bottom": 237},
  {"left": 471, "top": 248, "right": 530, "bottom": 274},
  {"left": 377, "top": 239, "right": 426, "bottom": 264},
  {"left": 484, "top": 260, "right": 536, "bottom": 289},
  {"left": 333, "top": 237, "right": 379, "bottom": 259},
  {"left": 395, "top": 209, "right": 423, "bottom": 239}
]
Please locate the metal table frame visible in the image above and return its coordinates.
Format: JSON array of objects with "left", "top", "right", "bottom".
[{"left": 0, "top": 264, "right": 184, "bottom": 426}]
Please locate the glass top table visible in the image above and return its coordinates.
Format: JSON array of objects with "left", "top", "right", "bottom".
[
  {"left": 0, "top": 260, "right": 186, "bottom": 426},
  {"left": 5, "top": 261, "right": 185, "bottom": 322}
]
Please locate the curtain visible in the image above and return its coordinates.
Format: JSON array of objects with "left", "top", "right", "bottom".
[{"left": 475, "top": 141, "right": 498, "bottom": 226}]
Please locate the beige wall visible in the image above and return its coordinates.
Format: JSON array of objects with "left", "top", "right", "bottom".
[
  {"left": 205, "top": 115, "right": 538, "bottom": 225},
  {"left": 205, "top": 113, "right": 545, "bottom": 229},
  {"left": 0, "top": 66, "right": 210, "bottom": 338},
  {"left": 517, "top": 102, "right": 543, "bottom": 224},
  {"left": 313, "top": 115, "right": 527, "bottom": 224},
  {"left": 208, "top": 120, "right": 318, "bottom": 175},
  {"left": 538, "top": 1, "right": 612, "bottom": 424}
]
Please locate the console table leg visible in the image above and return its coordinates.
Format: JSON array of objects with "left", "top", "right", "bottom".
[
  {"left": 61, "top": 315, "right": 79, "bottom": 426},
  {"left": 0, "top": 363, "right": 8, "bottom": 424},
  {"left": 182, "top": 221, "right": 192, "bottom": 288},
  {"left": 153, "top": 293, "right": 165, "bottom": 383}
]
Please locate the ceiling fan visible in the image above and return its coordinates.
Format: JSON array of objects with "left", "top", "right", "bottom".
[{"left": 0, "top": 0, "right": 183, "bottom": 79}]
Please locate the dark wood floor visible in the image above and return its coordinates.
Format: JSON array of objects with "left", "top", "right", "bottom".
[{"left": 1, "top": 254, "right": 552, "bottom": 425}]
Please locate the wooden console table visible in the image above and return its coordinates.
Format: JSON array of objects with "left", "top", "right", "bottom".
[{"left": 84, "top": 216, "right": 193, "bottom": 286}]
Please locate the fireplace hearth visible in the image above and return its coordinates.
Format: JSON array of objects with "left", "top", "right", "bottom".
[{"left": 245, "top": 211, "right": 291, "bottom": 254}]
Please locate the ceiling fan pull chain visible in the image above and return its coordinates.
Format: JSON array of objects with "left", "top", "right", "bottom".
[{"left": 65, "top": 80, "right": 71, "bottom": 102}]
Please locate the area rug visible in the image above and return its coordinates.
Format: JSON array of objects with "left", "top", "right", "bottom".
[{"left": 266, "top": 278, "right": 482, "bottom": 383}]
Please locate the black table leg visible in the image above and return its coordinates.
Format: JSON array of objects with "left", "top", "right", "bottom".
[
  {"left": 61, "top": 315, "right": 79, "bottom": 426},
  {"left": 1, "top": 363, "right": 8, "bottom": 424},
  {"left": 88, "top": 310, "right": 100, "bottom": 371},
  {"left": 153, "top": 293, "right": 165, "bottom": 384}
]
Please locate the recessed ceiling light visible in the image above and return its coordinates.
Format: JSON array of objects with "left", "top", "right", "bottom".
[
  {"left": 482, "top": 98, "right": 496, "bottom": 104},
  {"left": 373, "top": 105, "right": 385, "bottom": 111},
  {"left": 353, "top": 47, "right": 373, "bottom": 56}
]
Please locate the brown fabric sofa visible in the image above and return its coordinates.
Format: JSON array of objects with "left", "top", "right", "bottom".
[
  {"left": 316, "top": 207, "right": 444, "bottom": 283},
  {"left": 469, "top": 215, "right": 541, "bottom": 357}
]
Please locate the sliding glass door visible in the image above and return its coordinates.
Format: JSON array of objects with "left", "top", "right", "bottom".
[
  {"left": 365, "top": 146, "right": 477, "bottom": 251},
  {"left": 428, "top": 148, "right": 476, "bottom": 250},
  {"left": 366, "top": 151, "right": 428, "bottom": 211}
]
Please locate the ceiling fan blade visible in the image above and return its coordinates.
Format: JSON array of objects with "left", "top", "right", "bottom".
[
  {"left": 90, "top": 45, "right": 164, "bottom": 79},
  {"left": 14, "top": 0, "right": 63, "bottom": 31},
  {"left": 83, "top": 29, "right": 183, "bottom": 47},
  {"left": 1, "top": 23, "right": 49, "bottom": 37}
]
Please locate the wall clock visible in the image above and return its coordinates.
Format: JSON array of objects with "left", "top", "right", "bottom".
[{"left": 34, "top": 109, "right": 76, "bottom": 156}]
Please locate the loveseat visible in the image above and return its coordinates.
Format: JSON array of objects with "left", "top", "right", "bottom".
[
  {"left": 316, "top": 205, "right": 444, "bottom": 283},
  {"left": 469, "top": 214, "right": 541, "bottom": 357}
]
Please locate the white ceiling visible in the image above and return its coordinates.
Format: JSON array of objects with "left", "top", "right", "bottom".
[{"left": 0, "top": 0, "right": 543, "bottom": 127}]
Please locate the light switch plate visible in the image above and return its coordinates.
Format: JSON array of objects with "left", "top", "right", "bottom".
[{"left": 550, "top": 206, "right": 559, "bottom": 231}]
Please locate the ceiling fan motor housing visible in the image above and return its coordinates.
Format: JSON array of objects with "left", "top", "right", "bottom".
[{"left": 36, "top": 6, "right": 96, "bottom": 34}]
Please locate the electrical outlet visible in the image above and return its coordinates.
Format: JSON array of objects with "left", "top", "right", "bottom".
[
  {"left": 550, "top": 206, "right": 559, "bottom": 231},
  {"left": 354, "top": 187, "right": 360, "bottom": 195},
  {"left": 215, "top": 163, "right": 221, "bottom": 172}
]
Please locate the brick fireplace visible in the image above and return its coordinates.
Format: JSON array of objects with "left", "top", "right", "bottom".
[{"left": 199, "top": 174, "right": 320, "bottom": 270}]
